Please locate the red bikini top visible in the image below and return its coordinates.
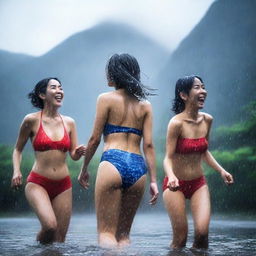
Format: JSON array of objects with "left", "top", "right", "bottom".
[
  {"left": 175, "top": 137, "right": 208, "bottom": 154},
  {"left": 33, "top": 112, "right": 71, "bottom": 152}
]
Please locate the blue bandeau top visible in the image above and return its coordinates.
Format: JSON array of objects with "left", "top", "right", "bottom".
[{"left": 103, "top": 123, "right": 142, "bottom": 136}]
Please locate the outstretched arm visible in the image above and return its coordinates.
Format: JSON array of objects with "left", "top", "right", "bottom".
[
  {"left": 203, "top": 114, "right": 234, "bottom": 185},
  {"left": 12, "top": 115, "right": 33, "bottom": 189},
  {"left": 78, "top": 94, "right": 109, "bottom": 189},
  {"left": 203, "top": 151, "right": 234, "bottom": 185},
  {"left": 68, "top": 118, "right": 86, "bottom": 160},
  {"left": 142, "top": 102, "right": 159, "bottom": 205},
  {"left": 163, "top": 118, "right": 181, "bottom": 191}
]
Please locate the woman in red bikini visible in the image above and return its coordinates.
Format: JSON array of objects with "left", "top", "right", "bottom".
[
  {"left": 11, "top": 77, "right": 86, "bottom": 244},
  {"left": 163, "top": 75, "right": 234, "bottom": 249}
]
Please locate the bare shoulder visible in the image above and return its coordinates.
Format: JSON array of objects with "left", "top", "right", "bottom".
[
  {"left": 98, "top": 91, "right": 114, "bottom": 101},
  {"left": 23, "top": 112, "right": 39, "bottom": 126},
  {"left": 168, "top": 115, "right": 183, "bottom": 133},
  {"left": 201, "top": 112, "right": 213, "bottom": 123},
  {"left": 61, "top": 115, "right": 77, "bottom": 133},
  {"left": 96, "top": 92, "right": 115, "bottom": 106},
  {"left": 61, "top": 115, "right": 75, "bottom": 125},
  {"left": 140, "top": 100, "right": 152, "bottom": 111},
  {"left": 98, "top": 92, "right": 110, "bottom": 98}
]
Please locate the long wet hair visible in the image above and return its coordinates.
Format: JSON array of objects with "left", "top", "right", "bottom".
[
  {"left": 106, "top": 53, "right": 155, "bottom": 100},
  {"left": 28, "top": 77, "right": 61, "bottom": 109},
  {"left": 172, "top": 75, "right": 203, "bottom": 114}
]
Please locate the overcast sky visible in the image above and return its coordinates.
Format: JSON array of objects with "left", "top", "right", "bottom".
[{"left": 0, "top": 0, "right": 215, "bottom": 56}]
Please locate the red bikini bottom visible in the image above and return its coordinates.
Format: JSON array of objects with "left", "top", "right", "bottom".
[
  {"left": 162, "top": 176, "right": 206, "bottom": 199},
  {"left": 27, "top": 171, "right": 72, "bottom": 200}
]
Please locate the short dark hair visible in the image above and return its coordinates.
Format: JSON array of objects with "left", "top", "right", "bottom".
[
  {"left": 28, "top": 77, "right": 61, "bottom": 109},
  {"left": 172, "top": 75, "right": 203, "bottom": 114},
  {"left": 106, "top": 53, "right": 156, "bottom": 100}
]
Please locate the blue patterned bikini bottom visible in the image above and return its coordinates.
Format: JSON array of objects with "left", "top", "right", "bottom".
[{"left": 100, "top": 149, "right": 147, "bottom": 189}]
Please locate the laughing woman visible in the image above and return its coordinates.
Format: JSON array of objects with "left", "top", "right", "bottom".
[
  {"left": 78, "top": 53, "right": 159, "bottom": 248},
  {"left": 163, "top": 75, "right": 234, "bottom": 249},
  {"left": 11, "top": 78, "right": 86, "bottom": 244}
]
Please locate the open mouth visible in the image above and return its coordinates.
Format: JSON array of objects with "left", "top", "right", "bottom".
[
  {"left": 55, "top": 94, "right": 63, "bottom": 102},
  {"left": 198, "top": 96, "right": 205, "bottom": 104}
]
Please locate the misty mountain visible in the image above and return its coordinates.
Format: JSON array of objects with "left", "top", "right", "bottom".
[
  {"left": 0, "top": 50, "right": 34, "bottom": 77},
  {"left": 0, "top": 22, "right": 169, "bottom": 144},
  {"left": 154, "top": 0, "right": 256, "bottom": 129}
]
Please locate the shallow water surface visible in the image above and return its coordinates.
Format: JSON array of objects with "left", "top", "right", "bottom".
[{"left": 0, "top": 213, "right": 256, "bottom": 256}]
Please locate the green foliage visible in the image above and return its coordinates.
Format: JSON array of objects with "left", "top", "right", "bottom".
[
  {"left": 67, "top": 155, "right": 100, "bottom": 212},
  {"left": 244, "top": 100, "right": 256, "bottom": 119},
  {"left": 0, "top": 145, "right": 33, "bottom": 213},
  {"left": 205, "top": 100, "right": 256, "bottom": 213},
  {"left": 0, "top": 143, "right": 165, "bottom": 214},
  {"left": 214, "top": 119, "right": 256, "bottom": 139},
  {"left": 0, "top": 146, "right": 102, "bottom": 214},
  {"left": 1, "top": 101, "right": 255, "bottom": 214},
  {"left": 206, "top": 160, "right": 256, "bottom": 213},
  {"left": 211, "top": 100, "right": 256, "bottom": 150},
  {"left": 211, "top": 147, "right": 256, "bottom": 163}
]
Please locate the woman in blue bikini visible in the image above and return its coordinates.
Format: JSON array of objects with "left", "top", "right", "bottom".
[{"left": 78, "top": 53, "right": 159, "bottom": 248}]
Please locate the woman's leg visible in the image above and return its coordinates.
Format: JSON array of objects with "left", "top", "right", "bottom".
[
  {"left": 190, "top": 185, "right": 211, "bottom": 249},
  {"left": 116, "top": 174, "right": 147, "bottom": 246},
  {"left": 163, "top": 189, "right": 188, "bottom": 248},
  {"left": 95, "top": 161, "right": 122, "bottom": 248},
  {"left": 25, "top": 183, "right": 57, "bottom": 244},
  {"left": 52, "top": 188, "right": 72, "bottom": 242}
]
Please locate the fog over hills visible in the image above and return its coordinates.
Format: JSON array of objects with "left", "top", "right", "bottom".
[
  {"left": 0, "top": 22, "right": 169, "bottom": 144},
  {"left": 1, "top": 0, "right": 255, "bottom": 146},
  {"left": 154, "top": 0, "right": 256, "bottom": 129}
]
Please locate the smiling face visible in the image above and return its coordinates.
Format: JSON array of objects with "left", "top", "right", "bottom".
[
  {"left": 180, "top": 77, "right": 207, "bottom": 110},
  {"left": 189, "top": 77, "right": 207, "bottom": 109},
  {"left": 40, "top": 79, "right": 64, "bottom": 108}
]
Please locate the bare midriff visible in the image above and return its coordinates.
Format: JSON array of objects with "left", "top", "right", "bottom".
[
  {"left": 171, "top": 153, "right": 204, "bottom": 180},
  {"left": 103, "top": 133, "right": 142, "bottom": 155},
  {"left": 31, "top": 150, "right": 69, "bottom": 180}
]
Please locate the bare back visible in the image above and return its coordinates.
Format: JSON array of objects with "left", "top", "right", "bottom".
[{"left": 101, "top": 90, "right": 149, "bottom": 154}]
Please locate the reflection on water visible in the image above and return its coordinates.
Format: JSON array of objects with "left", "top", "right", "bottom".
[
  {"left": 0, "top": 213, "right": 256, "bottom": 256},
  {"left": 32, "top": 248, "right": 64, "bottom": 256}
]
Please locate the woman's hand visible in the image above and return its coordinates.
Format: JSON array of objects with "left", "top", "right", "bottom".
[
  {"left": 11, "top": 172, "right": 22, "bottom": 190},
  {"left": 167, "top": 175, "right": 180, "bottom": 191},
  {"left": 74, "top": 145, "right": 87, "bottom": 159},
  {"left": 220, "top": 170, "right": 234, "bottom": 185},
  {"left": 78, "top": 167, "right": 90, "bottom": 189},
  {"left": 149, "top": 182, "right": 159, "bottom": 205}
]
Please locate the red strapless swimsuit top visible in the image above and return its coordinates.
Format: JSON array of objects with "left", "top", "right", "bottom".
[
  {"left": 175, "top": 137, "right": 208, "bottom": 154},
  {"left": 33, "top": 112, "right": 71, "bottom": 152}
]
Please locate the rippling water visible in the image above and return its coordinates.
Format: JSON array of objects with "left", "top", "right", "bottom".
[{"left": 0, "top": 213, "right": 256, "bottom": 256}]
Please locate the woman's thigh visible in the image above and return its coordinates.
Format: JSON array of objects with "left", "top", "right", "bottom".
[
  {"left": 52, "top": 188, "right": 72, "bottom": 239},
  {"left": 190, "top": 185, "right": 211, "bottom": 234},
  {"left": 116, "top": 174, "right": 147, "bottom": 238},
  {"left": 163, "top": 189, "right": 188, "bottom": 232},
  {"left": 95, "top": 161, "right": 122, "bottom": 233},
  {"left": 25, "top": 183, "right": 56, "bottom": 228}
]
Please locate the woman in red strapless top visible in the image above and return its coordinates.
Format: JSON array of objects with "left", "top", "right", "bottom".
[
  {"left": 11, "top": 78, "right": 86, "bottom": 244},
  {"left": 163, "top": 75, "right": 234, "bottom": 249}
]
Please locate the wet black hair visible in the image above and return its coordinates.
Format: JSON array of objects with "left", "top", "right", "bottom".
[
  {"left": 172, "top": 75, "right": 203, "bottom": 114},
  {"left": 106, "top": 53, "right": 156, "bottom": 100},
  {"left": 28, "top": 77, "right": 61, "bottom": 109}
]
